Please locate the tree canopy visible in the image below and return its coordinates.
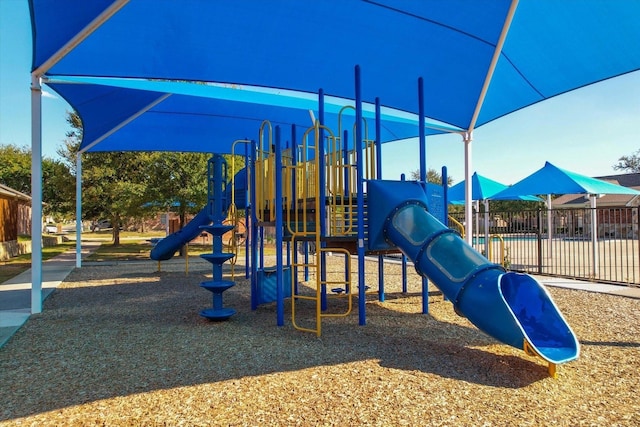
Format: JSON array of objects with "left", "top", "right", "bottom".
[
  {"left": 0, "top": 143, "right": 75, "bottom": 219},
  {"left": 613, "top": 149, "right": 640, "bottom": 173},
  {"left": 409, "top": 168, "right": 453, "bottom": 185}
]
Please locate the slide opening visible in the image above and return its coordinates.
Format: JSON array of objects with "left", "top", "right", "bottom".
[{"left": 500, "top": 273, "right": 579, "bottom": 362}]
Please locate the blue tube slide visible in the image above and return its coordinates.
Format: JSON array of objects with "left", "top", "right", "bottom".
[
  {"left": 367, "top": 180, "right": 579, "bottom": 365},
  {"left": 150, "top": 168, "right": 248, "bottom": 261}
]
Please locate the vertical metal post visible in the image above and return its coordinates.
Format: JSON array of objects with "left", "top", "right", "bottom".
[
  {"left": 375, "top": 98, "right": 385, "bottom": 302},
  {"left": 343, "top": 130, "right": 350, "bottom": 290},
  {"left": 290, "top": 125, "right": 300, "bottom": 288},
  {"left": 483, "top": 200, "right": 490, "bottom": 256},
  {"left": 441, "top": 167, "right": 448, "bottom": 301},
  {"left": 343, "top": 130, "right": 350, "bottom": 195},
  {"left": 285, "top": 138, "right": 291, "bottom": 270},
  {"left": 537, "top": 208, "right": 543, "bottom": 274},
  {"left": 250, "top": 140, "right": 259, "bottom": 310},
  {"left": 318, "top": 89, "right": 327, "bottom": 311},
  {"left": 591, "top": 195, "right": 599, "bottom": 277},
  {"left": 463, "top": 132, "right": 473, "bottom": 245},
  {"left": 31, "top": 74, "right": 43, "bottom": 314},
  {"left": 547, "top": 194, "right": 553, "bottom": 260},
  {"left": 275, "top": 126, "right": 284, "bottom": 326},
  {"left": 245, "top": 142, "right": 250, "bottom": 279},
  {"left": 75, "top": 153, "right": 82, "bottom": 268},
  {"left": 442, "top": 166, "right": 448, "bottom": 214},
  {"left": 418, "top": 78, "right": 426, "bottom": 183},
  {"left": 355, "top": 65, "right": 366, "bottom": 325},
  {"left": 418, "top": 77, "right": 428, "bottom": 315},
  {"left": 400, "top": 173, "right": 408, "bottom": 294}
]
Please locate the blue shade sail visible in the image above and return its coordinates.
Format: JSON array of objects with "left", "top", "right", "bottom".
[
  {"left": 30, "top": 0, "right": 640, "bottom": 135},
  {"left": 47, "top": 79, "right": 446, "bottom": 153},
  {"left": 492, "top": 162, "right": 640, "bottom": 199},
  {"left": 448, "top": 172, "right": 541, "bottom": 203}
]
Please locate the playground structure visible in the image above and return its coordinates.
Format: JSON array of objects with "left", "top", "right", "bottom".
[{"left": 151, "top": 75, "right": 579, "bottom": 377}]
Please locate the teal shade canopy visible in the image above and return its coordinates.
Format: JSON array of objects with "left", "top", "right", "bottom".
[{"left": 492, "top": 162, "right": 640, "bottom": 199}]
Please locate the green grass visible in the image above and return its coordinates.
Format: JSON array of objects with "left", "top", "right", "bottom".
[
  {"left": 0, "top": 236, "right": 277, "bottom": 283},
  {"left": 0, "top": 242, "right": 76, "bottom": 284}
]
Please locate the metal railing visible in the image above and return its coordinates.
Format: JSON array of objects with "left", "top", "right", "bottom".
[{"left": 449, "top": 206, "right": 640, "bottom": 286}]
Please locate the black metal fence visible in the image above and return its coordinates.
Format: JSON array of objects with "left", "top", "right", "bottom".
[{"left": 449, "top": 206, "right": 640, "bottom": 286}]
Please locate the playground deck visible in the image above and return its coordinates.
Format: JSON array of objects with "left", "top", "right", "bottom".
[{"left": 1, "top": 256, "right": 639, "bottom": 425}]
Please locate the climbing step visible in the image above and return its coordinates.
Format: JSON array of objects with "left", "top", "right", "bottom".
[
  {"left": 200, "top": 306, "right": 236, "bottom": 320},
  {"left": 200, "top": 280, "right": 235, "bottom": 293},
  {"left": 201, "top": 253, "right": 236, "bottom": 264},
  {"left": 200, "top": 224, "right": 235, "bottom": 236}
]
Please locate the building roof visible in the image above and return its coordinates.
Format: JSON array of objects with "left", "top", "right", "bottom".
[
  {"left": 552, "top": 173, "right": 640, "bottom": 207},
  {"left": 0, "top": 184, "right": 32, "bottom": 202}
]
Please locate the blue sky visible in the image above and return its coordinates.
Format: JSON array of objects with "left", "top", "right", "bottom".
[{"left": 1, "top": 0, "right": 639, "bottom": 186}]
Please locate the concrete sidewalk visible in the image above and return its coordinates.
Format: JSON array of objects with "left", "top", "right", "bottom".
[
  {"left": 0, "top": 241, "right": 101, "bottom": 348},
  {"left": 532, "top": 274, "right": 640, "bottom": 299}
]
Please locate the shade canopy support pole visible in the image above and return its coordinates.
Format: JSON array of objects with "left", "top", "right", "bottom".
[
  {"left": 75, "top": 153, "right": 82, "bottom": 267},
  {"left": 547, "top": 194, "right": 553, "bottom": 260},
  {"left": 30, "top": 75, "right": 43, "bottom": 314},
  {"left": 30, "top": 0, "right": 129, "bottom": 315},
  {"left": 355, "top": 65, "right": 366, "bottom": 326},
  {"left": 591, "top": 195, "right": 599, "bottom": 277},
  {"left": 463, "top": 131, "right": 473, "bottom": 245}
]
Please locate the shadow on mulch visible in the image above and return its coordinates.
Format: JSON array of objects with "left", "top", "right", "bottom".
[{"left": 0, "top": 264, "right": 548, "bottom": 421}]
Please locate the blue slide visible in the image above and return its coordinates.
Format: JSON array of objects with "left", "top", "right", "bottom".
[
  {"left": 368, "top": 180, "right": 579, "bottom": 371},
  {"left": 150, "top": 168, "right": 248, "bottom": 261}
]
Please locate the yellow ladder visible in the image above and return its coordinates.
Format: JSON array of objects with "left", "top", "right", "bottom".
[{"left": 287, "top": 121, "right": 352, "bottom": 336}]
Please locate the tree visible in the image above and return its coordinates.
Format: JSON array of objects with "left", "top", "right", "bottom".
[
  {"left": 613, "top": 149, "right": 640, "bottom": 173},
  {"left": 0, "top": 144, "right": 75, "bottom": 220},
  {"left": 61, "top": 111, "right": 155, "bottom": 245},
  {"left": 0, "top": 144, "right": 31, "bottom": 194},
  {"left": 61, "top": 111, "right": 244, "bottom": 246},
  {"left": 409, "top": 168, "right": 453, "bottom": 185},
  {"left": 145, "top": 152, "right": 209, "bottom": 229}
]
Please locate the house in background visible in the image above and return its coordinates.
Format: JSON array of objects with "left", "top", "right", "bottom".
[
  {"left": 552, "top": 173, "right": 640, "bottom": 238},
  {"left": 0, "top": 183, "right": 32, "bottom": 260}
]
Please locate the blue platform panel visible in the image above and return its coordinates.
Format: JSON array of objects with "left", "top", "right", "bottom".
[{"left": 256, "top": 266, "right": 293, "bottom": 305}]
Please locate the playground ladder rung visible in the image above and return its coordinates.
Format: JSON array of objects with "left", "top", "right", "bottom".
[{"left": 293, "top": 294, "right": 320, "bottom": 302}]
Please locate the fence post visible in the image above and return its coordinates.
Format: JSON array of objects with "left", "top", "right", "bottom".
[{"left": 537, "top": 208, "right": 543, "bottom": 274}]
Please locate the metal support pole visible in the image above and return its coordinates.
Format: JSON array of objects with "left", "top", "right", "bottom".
[
  {"left": 318, "top": 89, "right": 327, "bottom": 312},
  {"left": 245, "top": 142, "right": 250, "bottom": 279},
  {"left": 547, "top": 194, "right": 553, "bottom": 260},
  {"left": 400, "top": 173, "right": 408, "bottom": 294},
  {"left": 375, "top": 97, "right": 385, "bottom": 302},
  {"left": 418, "top": 77, "right": 428, "bottom": 314},
  {"left": 250, "top": 140, "right": 259, "bottom": 310},
  {"left": 275, "top": 126, "right": 284, "bottom": 326},
  {"left": 591, "top": 195, "right": 599, "bottom": 277},
  {"left": 463, "top": 132, "right": 473, "bottom": 245},
  {"left": 31, "top": 74, "right": 43, "bottom": 314},
  {"left": 75, "top": 153, "right": 82, "bottom": 267},
  {"left": 441, "top": 167, "right": 449, "bottom": 301},
  {"left": 355, "top": 65, "right": 366, "bottom": 326}
]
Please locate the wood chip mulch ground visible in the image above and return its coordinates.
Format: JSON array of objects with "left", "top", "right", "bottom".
[{"left": 1, "top": 256, "right": 639, "bottom": 426}]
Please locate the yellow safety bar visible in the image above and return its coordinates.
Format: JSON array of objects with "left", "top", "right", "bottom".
[
  {"left": 449, "top": 215, "right": 465, "bottom": 237},
  {"left": 256, "top": 120, "right": 274, "bottom": 222},
  {"left": 487, "top": 234, "right": 506, "bottom": 267},
  {"left": 319, "top": 247, "right": 352, "bottom": 319}
]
